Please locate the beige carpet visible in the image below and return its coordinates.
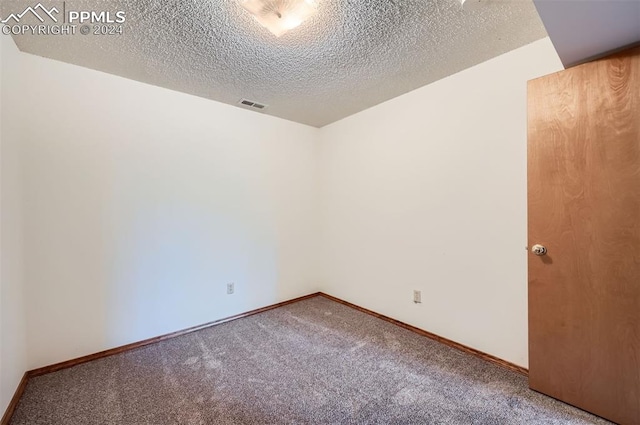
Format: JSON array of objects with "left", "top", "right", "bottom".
[{"left": 11, "top": 296, "right": 609, "bottom": 424}]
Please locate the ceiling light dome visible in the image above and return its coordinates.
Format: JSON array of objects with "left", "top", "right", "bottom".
[
  {"left": 460, "top": 0, "right": 484, "bottom": 11},
  {"left": 240, "top": 0, "right": 318, "bottom": 37}
]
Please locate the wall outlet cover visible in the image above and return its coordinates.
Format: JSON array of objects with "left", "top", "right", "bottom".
[{"left": 413, "top": 290, "right": 422, "bottom": 304}]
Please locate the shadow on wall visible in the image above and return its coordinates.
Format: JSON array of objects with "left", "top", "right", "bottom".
[
  {"left": 107, "top": 198, "right": 279, "bottom": 344},
  {"left": 24, "top": 143, "right": 290, "bottom": 368}
]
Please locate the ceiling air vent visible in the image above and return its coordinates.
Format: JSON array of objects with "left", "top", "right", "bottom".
[{"left": 239, "top": 99, "right": 268, "bottom": 110}]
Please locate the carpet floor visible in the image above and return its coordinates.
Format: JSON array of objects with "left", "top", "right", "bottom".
[{"left": 11, "top": 296, "right": 610, "bottom": 424}]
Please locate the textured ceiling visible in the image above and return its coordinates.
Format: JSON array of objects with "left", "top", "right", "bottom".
[{"left": 3, "top": 0, "right": 547, "bottom": 127}]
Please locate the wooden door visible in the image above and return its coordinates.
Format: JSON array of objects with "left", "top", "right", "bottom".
[{"left": 528, "top": 46, "right": 640, "bottom": 425}]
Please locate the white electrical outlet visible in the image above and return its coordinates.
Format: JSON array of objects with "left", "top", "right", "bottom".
[
  {"left": 227, "top": 282, "right": 235, "bottom": 295},
  {"left": 413, "top": 290, "right": 422, "bottom": 304}
]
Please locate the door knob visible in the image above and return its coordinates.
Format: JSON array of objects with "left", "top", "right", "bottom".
[{"left": 531, "top": 244, "right": 547, "bottom": 256}]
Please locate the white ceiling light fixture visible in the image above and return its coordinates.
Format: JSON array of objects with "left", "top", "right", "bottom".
[
  {"left": 460, "top": 0, "right": 485, "bottom": 11},
  {"left": 240, "top": 0, "right": 318, "bottom": 37}
]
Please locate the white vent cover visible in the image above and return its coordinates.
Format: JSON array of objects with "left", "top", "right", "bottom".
[{"left": 239, "top": 99, "right": 268, "bottom": 110}]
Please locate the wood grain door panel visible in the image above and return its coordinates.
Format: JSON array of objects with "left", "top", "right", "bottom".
[{"left": 528, "top": 46, "right": 640, "bottom": 425}]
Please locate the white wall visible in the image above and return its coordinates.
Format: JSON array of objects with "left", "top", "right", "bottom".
[
  {"left": 534, "top": 0, "right": 640, "bottom": 67},
  {"left": 19, "top": 54, "right": 320, "bottom": 369},
  {"left": 318, "top": 38, "right": 563, "bottom": 367},
  {"left": 0, "top": 35, "right": 27, "bottom": 414}
]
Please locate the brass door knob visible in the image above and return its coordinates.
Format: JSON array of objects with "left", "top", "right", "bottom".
[{"left": 531, "top": 244, "right": 547, "bottom": 256}]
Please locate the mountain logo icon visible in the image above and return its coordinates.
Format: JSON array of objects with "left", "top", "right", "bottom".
[{"left": 1, "top": 3, "right": 60, "bottom": 24}]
